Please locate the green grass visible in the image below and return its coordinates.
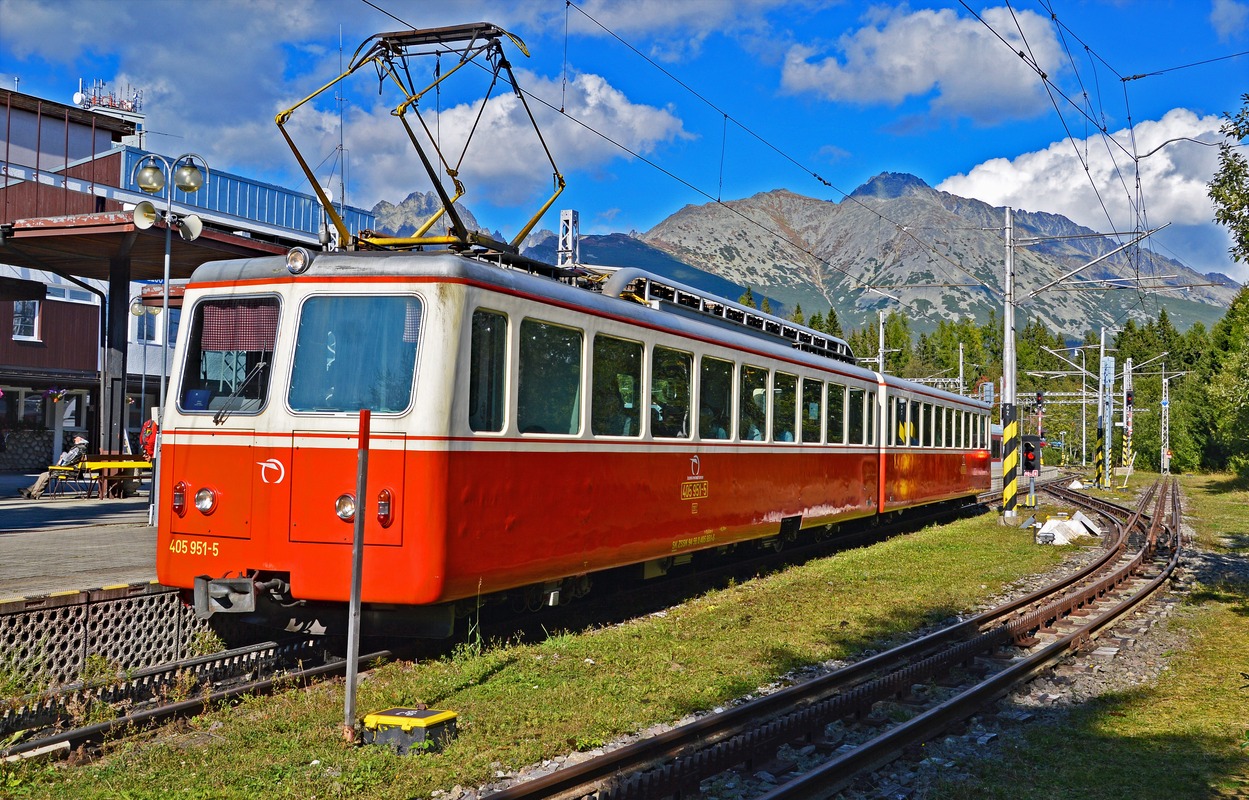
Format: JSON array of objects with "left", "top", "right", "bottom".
[
  {"left": 929, "top": 471, "right": 1249, "bottom": 799},
  {"left": 0, "top": 513, "right": 1090, "bottom": 799}
]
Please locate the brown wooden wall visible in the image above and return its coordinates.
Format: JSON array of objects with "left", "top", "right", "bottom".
[
  {"left": 0, "top": 299, "right": 99, "bottom": 372},
  {"left": 0, "top": 151, "right": 124, "bottom": 222}
]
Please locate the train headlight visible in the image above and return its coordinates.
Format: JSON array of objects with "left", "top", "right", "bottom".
[
  {"left": 194, "top": 487, "right": 218, "bottom": 515},
  {"left": 286, "top": 246, "right": 313, "bottom": 274},
  {"left": 335, "top": 493, "right": 356, "bottom": 522},
  {"left": 172, "top": 481, "right": 188, "bottom": 517},
  {"left": 376, "top": 488, "right": 393, "bottom": 528}
]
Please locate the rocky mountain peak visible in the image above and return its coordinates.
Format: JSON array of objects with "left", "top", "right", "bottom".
[{"left": 849, "top": 172, "right": 935, "bottom": 201}]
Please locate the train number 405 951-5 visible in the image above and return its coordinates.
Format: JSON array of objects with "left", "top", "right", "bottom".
[{"left": 168, "top": 538, "right": 219, "bottom": 557}]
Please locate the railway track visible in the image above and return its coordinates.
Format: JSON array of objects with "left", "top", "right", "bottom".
[
  {"left": 477, "top": 478, "right": 1182, "bottom": 800},
  {"left": 1, "top": 638, "right": 395, "bottom": 762}
]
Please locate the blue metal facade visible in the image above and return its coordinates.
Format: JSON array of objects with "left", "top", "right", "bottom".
[{"left": 117, "top": 146, "right": 375, "bottom": 237}]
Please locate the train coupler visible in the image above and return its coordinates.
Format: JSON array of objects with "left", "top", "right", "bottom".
[{"left": 193, "top": 575, "right": 257, "bottom": 618}]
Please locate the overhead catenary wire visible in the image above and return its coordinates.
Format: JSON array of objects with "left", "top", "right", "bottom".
[{"left": 352, "top": 0, "right": 974, "bottom": 317}]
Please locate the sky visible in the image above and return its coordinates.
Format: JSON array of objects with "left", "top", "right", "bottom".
[{"left": 1, "top": 0, "right": 1247, "bottom": 281}]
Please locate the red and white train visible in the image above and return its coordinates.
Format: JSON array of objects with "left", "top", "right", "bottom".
[{"left": 155, "top": 249, "right": 991, "bottom": 636}]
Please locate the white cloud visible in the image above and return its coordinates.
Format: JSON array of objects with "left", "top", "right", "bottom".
[
  {"left": 780, "top": 6, "right": 1062, "bottom": 124},
  {"left": 275, "top": 69, "right": 690, "bottom": 210},
  {"left": 1211, "top": 0, "right": 1249, "bottom": 42},
  {"left": 937, "top": 108, "right": 1240, "bottom": 277}
]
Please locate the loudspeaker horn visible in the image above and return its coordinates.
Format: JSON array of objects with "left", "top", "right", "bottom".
[
  {"left": 133, "top": 200, "right": 158, "bottom": 230},
  {"left": 177, "top": 214, "right": 203, "bottom": 242}
]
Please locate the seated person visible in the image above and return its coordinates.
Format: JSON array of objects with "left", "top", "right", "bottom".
[{"left": 20, "top": 436, "right": 88, "bottom": 499}]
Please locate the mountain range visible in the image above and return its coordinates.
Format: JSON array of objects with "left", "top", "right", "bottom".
[{"left": 372, "top": 173, "right": 1240, "bottom": 339}]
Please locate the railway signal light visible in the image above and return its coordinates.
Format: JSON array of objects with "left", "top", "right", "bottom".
[
  {"left": 1036, "top": 389, "right": 1044, "bottom": 410},
  {"left": 1126, "top": 389, "right": 1134, "bottom": 406},
  {"left": 1022, "top": 434, "right": 1041, "bottom": 476}
]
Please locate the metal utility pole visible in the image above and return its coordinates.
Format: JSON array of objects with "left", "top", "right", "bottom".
[
  {"left": 878, "top": 310, "right": 886, "bottom": 372},
  {"left": 1097, "top": 330, "right": 1116, "bottom": 491},
  {"left": 958, "top": 342, "right": 965, "bottom": 396},
  {"left": 1001, "top": 207, "right": 1019, "bottom": 517},
  {"left": 1161, "top": 364, "right": 1171, "bottom": 474},
  {"left": 1121, "top": 357, "right": 1133, "bottom": 468}
]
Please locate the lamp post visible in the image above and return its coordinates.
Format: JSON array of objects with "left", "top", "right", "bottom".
[
  {"left": 128, "top": 298, "right": 161, "bottom": 435},
  {"left": 132, "top": 152, "right": 208, "bottom": 522}
]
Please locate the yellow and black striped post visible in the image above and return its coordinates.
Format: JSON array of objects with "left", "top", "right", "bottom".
[
  {"left": 1094, "top": 424, "right": 1105, "bottom": 488},
  {"left": 1002, "top": 404, "right": 1019, "bottom": 514}
]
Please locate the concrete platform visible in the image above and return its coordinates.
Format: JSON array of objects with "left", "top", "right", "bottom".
[{"left": 0, "top": 471, "right": 156, "bottom": 600}]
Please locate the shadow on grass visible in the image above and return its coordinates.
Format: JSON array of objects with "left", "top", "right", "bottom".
[
  {"left": 1202, "top": 473, "right": 1249, "bottom": 494},
  {"left": 933, "top": 688, "right": 1249, "bottom": 800}
]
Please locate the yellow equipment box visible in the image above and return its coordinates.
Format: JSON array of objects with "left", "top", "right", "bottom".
[{"left": 361, "top": 707, "right": 458, "bottom": 754}]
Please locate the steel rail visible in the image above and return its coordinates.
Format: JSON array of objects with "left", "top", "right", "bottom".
[
  {"left": 757, "top": 481, "right": 1182, "bottom": 799},
  {"left": 1, "top": 637, "right": 321, "bottom": 739},
  {"left": 2, "top": 649, "right": 393, "bottom": 761}
]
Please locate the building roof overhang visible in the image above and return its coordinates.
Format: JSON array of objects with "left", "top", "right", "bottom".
[{"left": 0, "top": 212, "right": 289, "bottom": 283}]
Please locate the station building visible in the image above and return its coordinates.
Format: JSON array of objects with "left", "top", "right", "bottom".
[{"left": 0, "top": 85, "right": 374, "bottom": 470}]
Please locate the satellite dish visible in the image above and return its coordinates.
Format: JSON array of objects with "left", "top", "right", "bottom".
[
  {"left": 72, "top": 91, "right": 85, "bottom": 106},
  {"left": 320, "top": 186, "right": 333, "bottom": 203},
  {"left": 178, "top": 214, "right": 203, "bottom": 242},
  {"left": 133, "top": 200, "right": 158, "bottom": 229}
]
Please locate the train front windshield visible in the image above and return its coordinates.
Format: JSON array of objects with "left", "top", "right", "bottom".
[
  {"left": 179, "top": 297, "right": 279, "bottom": 414},
  {"left": 288, "top": 295, "right": 420, "bottom": 413},
  {"left": 178, "top": 294, "right": 421, "bottom": 416}
]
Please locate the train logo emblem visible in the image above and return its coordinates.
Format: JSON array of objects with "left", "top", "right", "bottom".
[
  {"left": 681, "top": 455, "right": 708, "bottom": 501},
  {"left": 257, "top": 458, "right": 286, "bottom": 484}
]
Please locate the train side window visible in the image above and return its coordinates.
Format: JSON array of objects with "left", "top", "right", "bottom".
[
  {"left": 826, "top": 383, "right": 845, "bottom": 444},
  {"left": 925, "top": 403, "right": 936, "bottom": 447},
  {"left": 182, "top": 296, "right": 279, "bottom": 414},
  {"left": 651, "top": 346, "right": 692, "bottom": 438},
  {"left": 937, "top": 406, "right": 946, "bottom": 448},
  {"left": 866, "top": 390, "right": 876, "bottom": 445},
  {"left": 699, "top": 356, "right": 733, "bottom": 440},
  {"left": 773, "top": 373, "right": 797, "bottom": 443},
  {"left": 288, "top": 295, "right": 418, "bottom": 413},
  {"left": 896, "top": 398, "right": 916, "bottom": 446},
  {"left": 804, "top": 379, "right": 824, "bottom": 444},
  {"left": 592, "top": 335, "right": 642, "bottom": 437},
  {"left": 469, "top": 309, "right": 507, "bottom": 432},
  {"left": 739, "top": 365, "right": 768, "bottom": 441},
  {"left": 848, "top": 388, "right": 865, "bottom": 444},
  {"left": 518, "top": 319, "right": 583, "bottom": 435}
]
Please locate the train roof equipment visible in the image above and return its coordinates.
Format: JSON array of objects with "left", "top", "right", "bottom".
[{"left": 275, "top": 22, "right": 560, "bottom": 257}]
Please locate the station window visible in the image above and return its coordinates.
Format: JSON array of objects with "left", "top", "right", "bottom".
[
  {"left": 848, "top": 388, "right": 865, "bottom": 445},
  {"left": 827, "top": 384, "right": 846, "bottom": 444},
  {"left": 12, "top": 300, "right": 39, "bottom": 341},
  {"left": 739, "top": 365, "right": 768, "bottom": 441},
  {"left": 518, "top": 319, "right": 583, "bottom": 435},
  {"left": 184, "top": 296, "right": 280, "bottom": 414},
  {"left": 699, "top": 356, "right": 733, "bottom": 440},
  {"left": 651, "top": 346, "right": 691, "bottom": 438},
  {"left": 773, "top": 373, "right": 797, "bottom": 443},
  {"left": 801, "top": 378, "right": 823, "bottom": 443},
  {"left": 468, "top": 309, "right": 507, "bottom": 432},
  {"left": 592, "top": 335, "right": 642, "bottom": 437}
]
